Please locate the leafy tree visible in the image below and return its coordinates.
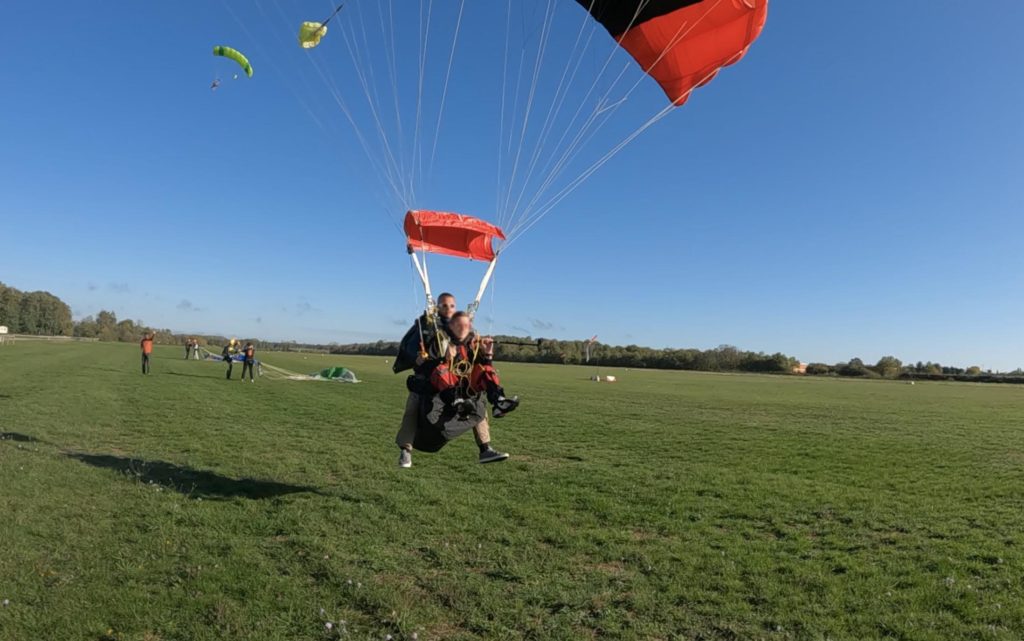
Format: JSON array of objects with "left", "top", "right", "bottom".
[{"left": 874, "top": 356, "right": 903, "bottom": 378}]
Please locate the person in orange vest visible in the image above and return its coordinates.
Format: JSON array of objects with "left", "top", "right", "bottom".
[
  {"left": 140, "top": 332, "right": 154, "bottom": 374},
  {"left": 241, "top": 341, "right": 256, "bottom": 382}
]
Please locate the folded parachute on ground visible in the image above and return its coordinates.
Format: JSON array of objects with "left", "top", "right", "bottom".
[{"left": 577, "top": 0, "right": 768, "bottom": 105}]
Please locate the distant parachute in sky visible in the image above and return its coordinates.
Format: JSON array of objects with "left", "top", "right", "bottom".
[
  {"left": 298, "top": 4, "right": 347, "bottom": 49},
  {"left": 298, "top": 22, "right": 328, "bottom": 49},
  {"left": 212, "top": 46, "right": 253, "bottom": 78},
  {"left": 577, "top": 0, "right": 768, "bottom": 105}
]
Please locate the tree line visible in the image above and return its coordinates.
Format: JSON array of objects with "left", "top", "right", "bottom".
[
  {"left": 3, "top": 281, "right": 1020, "bottom": 381},
  {"left": 0, "top": 282, "right": 73, "bottom": 336}
]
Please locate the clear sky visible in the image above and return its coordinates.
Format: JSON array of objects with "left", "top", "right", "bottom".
[{"left": 2, "top": 2, "right": 1022, "bottom": 370}]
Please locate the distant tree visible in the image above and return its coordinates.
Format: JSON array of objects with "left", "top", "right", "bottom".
[
  {"left": 0, "top": 283, "right": 21, "bottom": 332},
  {"left": 966, "top": 366, "right": 982, "bottom": 376},
  {"left": 805, "top": 363, "right": 834, "bottom": 376},
  {"left": 874, "top": 356, "right": 903, "bottom": 378},
  {"left": 95, "top": 310, "right": 119, "bottom": 342}
]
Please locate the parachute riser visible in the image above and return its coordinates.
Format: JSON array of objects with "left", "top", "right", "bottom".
[
  {"left": 408, "top": 248, "right": 436, "bottom": 314},
  {"left": 466, "top": 254, "right": 499, "bottom": 321}
]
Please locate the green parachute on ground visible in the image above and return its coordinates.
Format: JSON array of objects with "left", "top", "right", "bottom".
[
  {"left": 313, "top": 367, "right": 360, "bottom": 383},
  {"left": 212, "top": 46, "right": 253, "bottom": 77}
]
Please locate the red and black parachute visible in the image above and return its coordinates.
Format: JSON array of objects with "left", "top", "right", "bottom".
[{"left": 577, "top": 0, "right": 768, "bottom": 105}]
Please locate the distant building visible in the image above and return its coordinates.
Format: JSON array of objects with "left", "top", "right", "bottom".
[{"left": 792, "top": 361, "right": 808, "bottom": 374}]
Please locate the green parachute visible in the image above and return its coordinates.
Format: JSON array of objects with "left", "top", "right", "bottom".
[
  {"left": 313, "top": 367, "right": 360, "bottom": 383},
  {"left": 212, "top": 46, "right": 253, "bottom": 78}
]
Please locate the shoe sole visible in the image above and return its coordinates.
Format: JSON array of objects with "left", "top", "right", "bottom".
[{"left": 479, "top": 454, "right": 510, "bottom": 464}]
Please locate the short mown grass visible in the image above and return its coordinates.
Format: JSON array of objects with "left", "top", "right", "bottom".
[{"left": 1, "top": 341, "right": 1022, "bottom": 640}]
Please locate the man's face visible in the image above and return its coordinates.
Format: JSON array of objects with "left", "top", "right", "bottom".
[
  {"left": 450, "top": 316, "right": 471, "bottom": 340},
  {"left": 438, "top": 296, "right": 457, "bottom": 319}
]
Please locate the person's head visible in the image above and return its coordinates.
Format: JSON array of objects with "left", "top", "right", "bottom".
[
  {"left": 448, "top": 311, "right": 472, "bottom": 341},
  {"left": 437, "top": 293, "right": 457, "bottom": 319}
]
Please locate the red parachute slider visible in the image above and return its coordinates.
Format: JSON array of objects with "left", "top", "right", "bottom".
[
  {"left": 404, "top": 210, "right": 506, "bottom": 262},
  {"left": 577, "top": 0, "right": 768, "bottom": 106}
]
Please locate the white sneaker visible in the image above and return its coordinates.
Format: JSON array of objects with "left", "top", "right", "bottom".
[{"left": 398, "top": 449, "right": 412, "bottom": 468}]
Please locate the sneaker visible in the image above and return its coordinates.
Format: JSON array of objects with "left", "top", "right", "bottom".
[
  {"left": 398, "top": 448, "right": 412, "bottom": 468},
  {"left": 479, "top": 448, "right": 509, "bottom": 464},
  {"left": 492, "top": 395, "right": 519, "bottom": 418}
]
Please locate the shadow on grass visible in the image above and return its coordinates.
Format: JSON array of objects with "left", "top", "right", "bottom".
[
  {"left": 65, "top": 452, "right": 326, "bottom": 500},
  {"left": 163, "top": 371, "right": 222, "bottom": 379},
  {"left": 1, "top": 432, "right": 43, "bottom": 443}
]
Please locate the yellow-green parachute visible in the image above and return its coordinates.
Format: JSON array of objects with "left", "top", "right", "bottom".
[
  {"left": 212, "top": 46, "right": 253, "bottom": 78},
  {"left": 298, "top": 22, "right": 327, "bottom": 49},
  {"left": 298, "top": 4, "right": 345, "bottom": 49}
]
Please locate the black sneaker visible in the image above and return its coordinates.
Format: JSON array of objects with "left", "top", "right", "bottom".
[
  {"left": 479, "top": 448, "right": 510, "bottom": 464},
  {"left": 492, "top": 395, "right": 519, "bottom": 418}
]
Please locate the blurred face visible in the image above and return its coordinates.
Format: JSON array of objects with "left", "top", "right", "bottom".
[
  {"left": 438, "top": 295, "right": 457, "bottom": 319},
  {"left": 449, "top": 315, "right": 471, "bottom": 341}
]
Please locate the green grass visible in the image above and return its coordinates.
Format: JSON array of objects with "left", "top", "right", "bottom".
[{"left": 1, "top": 341, "right": 1023, "bottom": 640}]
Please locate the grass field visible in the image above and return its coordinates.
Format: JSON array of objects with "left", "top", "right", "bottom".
[{"left": 1, "top": 341, "right": 1023, "bottom": 640}]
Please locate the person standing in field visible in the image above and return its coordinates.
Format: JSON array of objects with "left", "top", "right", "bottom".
[
  {"left": 222, "top": 341, "right": 235, "bottom": 380},
  {"left": 192, "top": 339, "right": 201, "bottom": 360},
  {"left": 241, "top": 341, "right": 256, "bottom": 382},
  {"left": 140, "top": 332, "right": 154, "bottom": 375}
]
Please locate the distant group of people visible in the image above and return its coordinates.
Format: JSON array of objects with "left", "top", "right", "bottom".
[
  {"left": 222, "top": 338, "right": 257, "bottom": 382},
  {"left": 138, "top": 334, "right": 255, "bottom": 381}
]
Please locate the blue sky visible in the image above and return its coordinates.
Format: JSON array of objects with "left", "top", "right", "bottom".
[{"left": 2, "top": 2, "right": 1022, "bottom": 370}]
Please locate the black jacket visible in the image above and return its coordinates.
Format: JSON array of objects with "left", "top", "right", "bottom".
[{"left": 393, "top": 313, "right": 450, "bottom": 374}]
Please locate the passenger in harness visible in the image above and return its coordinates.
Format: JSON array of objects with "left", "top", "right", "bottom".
[{"left": 429, "top": 311, "right": 519, "bottom": 419}]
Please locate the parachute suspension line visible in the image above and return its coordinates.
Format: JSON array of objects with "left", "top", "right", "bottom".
[
  {"left": 497, "top": 0, "right": 653, "bottom": 237},
  {"left": 427, "top": 0, "right": 465, "bottom": 182},
  {"left": 506, "top": 60, "right": 734, "bottom": 250},
  {"left": 502, "top": 0, "right": 605, "bottom": 229},
  {"left": 503, "top": 0, "right": 661, "bottom": 228},
  {"left": 336, "top": 10, "right": 413, "bottom": 210},
  {"left": 256, "top": 0, "right": 407, "bottom": 217},
  {"left": 495, "top": 1, "right": 513, "bottom": 226},
  {"left": 235, "top": 0, "right": 406, "bottom": 222},
  {"left": 256, "top": 0, "right": 408, "bottom": 213},
  {"left": 498, "top": 48, "right": 529, "bottom": 231},
  {"left": 497, "top": 0, "right": 558, "bottom": 230},
  {"left": 353, "top": 3, "right": 414, "bottom": 207},
  {"left": 504, "top": 101, "right": 676, "bottom": 248},
  {"left": 410, "top": 0, "right": 435, "bottom": 205},
  {"left": 505, "top": 0, "right": 727, "bottom": 244},
  {"left": 380, "top": 0, "right": 405, "bottom": 157}
]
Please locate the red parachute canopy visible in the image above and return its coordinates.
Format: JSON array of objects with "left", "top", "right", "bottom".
[
  {"left": 404, "top": 210, "right": 506, "bottom": 262},
  {"left": 577, "top": 0, "right": 768, "bottom": 106}
]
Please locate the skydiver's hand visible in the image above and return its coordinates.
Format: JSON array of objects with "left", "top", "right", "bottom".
[
  {"left": 445, "top": 344, "right": 457, "bottom": 361},
  {"left": 481, "top": 336, "right": 494, "bottom": 358}
]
